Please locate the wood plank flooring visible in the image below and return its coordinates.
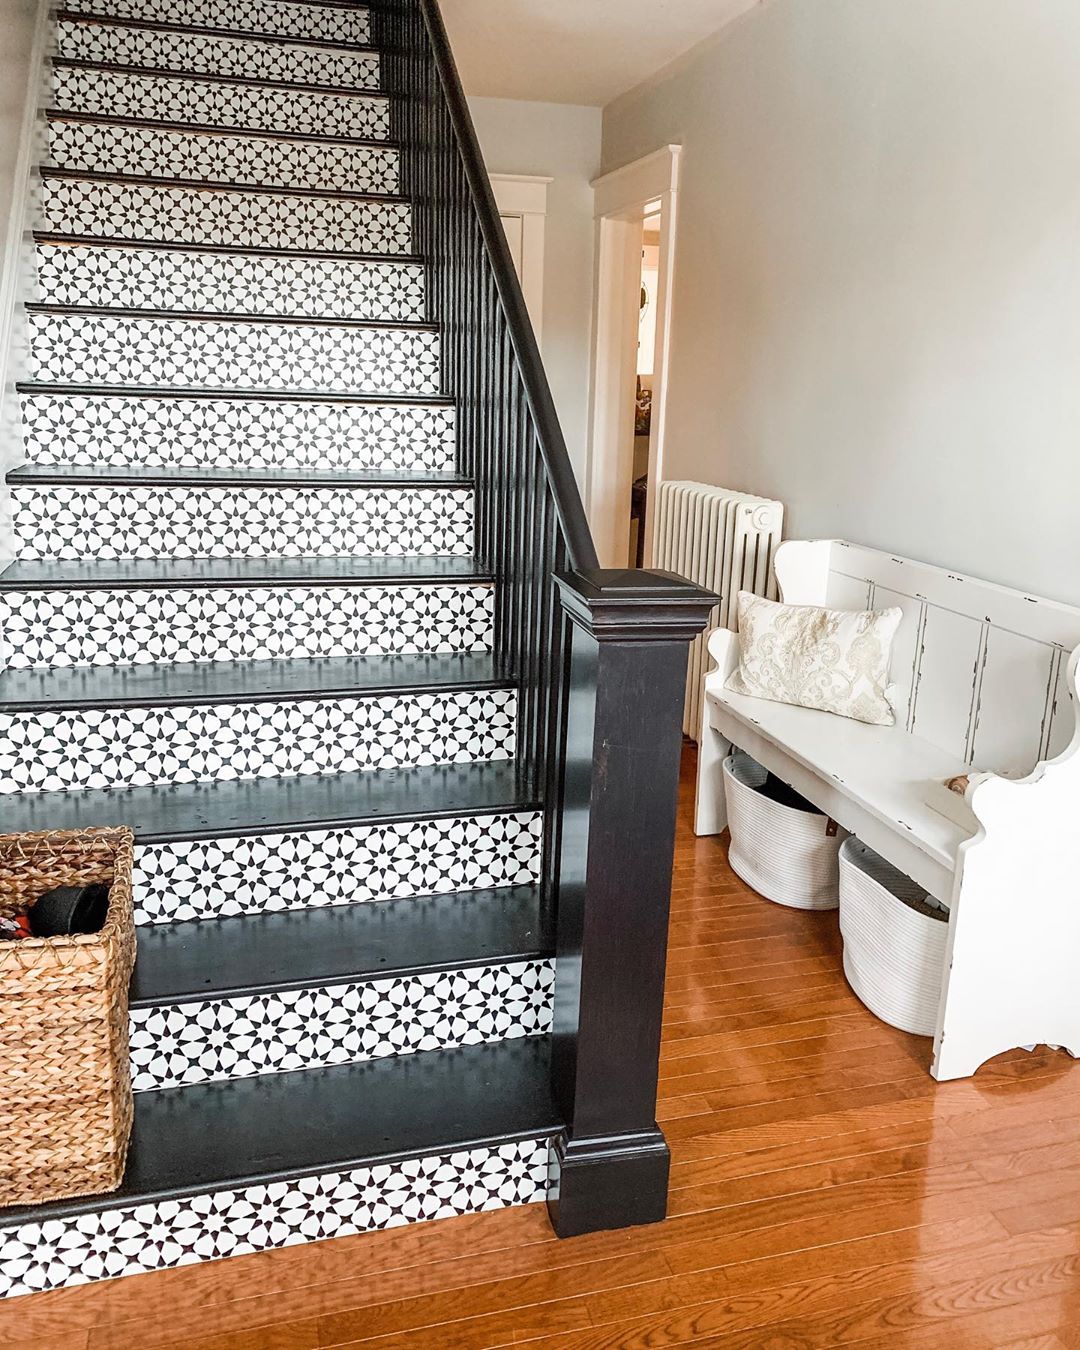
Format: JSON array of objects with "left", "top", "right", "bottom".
[{"left": 4, "top": 746, "right": 1079, "bottom": 1349}]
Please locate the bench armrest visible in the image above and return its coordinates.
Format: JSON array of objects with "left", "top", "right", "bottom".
[
  {"left": 702, "top": 626, "right": 740, "bottom": 690},
  {"left": 964, "top": 645, "right": 1080, "bottom": 825}
]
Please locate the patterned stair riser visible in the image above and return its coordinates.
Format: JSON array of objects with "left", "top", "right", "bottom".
[
  {"left": 134, "top": 811, "right": 543, "bottom": 924},
  {"left": 0, "top": 582, "right": 493, "bottom": 669},
  {"left": 65, "top": 0, "right": 372, "bottom": 44},
  {"left": 55, "top": 22, "right": 382, "bottom": 89},
  {"left": 34, "top": 246, "right": 426, "bottom": 322},
  {"left": 52, "top": 68, "right": 391, "bottom": 140},
  {"left": 11, "top": 484, "right": 471, "bottom": 561},
  {"left": 48, "top": 120, "right": 399, "bottom": 195},
  {"left": 0, "top": 689, "right": 517, "bottom": 794},
  {"left": 41, "top": 178, "right": 412, "bottom": 252},
  {"left": 0, "top": 1139, "right": 549, "bottom": 1299},
  {"left": 19, "top": 394, "right": 454, "bottom": 473},
  {"left": 27, "top": 313, "right": 438, "bottom": 394},
  {"left": 131, "top": 959, "right": 554, "bottom": 1091}
]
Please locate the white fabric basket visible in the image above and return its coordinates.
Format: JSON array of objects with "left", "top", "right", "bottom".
[
  {"left": 723, "top": 752, "right": 844, "bottom": 910},
  {"left": 839, "top": 837, "right": 949, "bottom": 1036}
]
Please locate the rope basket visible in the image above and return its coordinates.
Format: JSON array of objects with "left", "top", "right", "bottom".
[
  {"left": 723, "top": 752, "right": 846, "bottom": 910},
  {"left": 0, "top": 827, "right": 135, "bottom": 1207}
]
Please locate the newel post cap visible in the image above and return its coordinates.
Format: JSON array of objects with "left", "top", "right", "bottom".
[{"left": 554, "top": 569, "right": 719, "bottom": 643}]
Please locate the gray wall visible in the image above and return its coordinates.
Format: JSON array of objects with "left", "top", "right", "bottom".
[
  {"left": 468, "top": 96, "right": 602, "bottom": 484},
  {"left": 602, "top": 0, "right": 1080, "bottom": 604}
]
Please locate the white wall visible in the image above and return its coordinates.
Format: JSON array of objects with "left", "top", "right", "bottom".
[
  {"left": 0, "top": 0, "right": 39, "bottom": 574},
  {"left": 468, "top": 96, "right": 602, "bottom": 484},
  {"left": 0, "top": 0, "right": 36, "bottom": 235},
  {"left": 602, "top": 0, "right": 1080, "bottom": 605}
]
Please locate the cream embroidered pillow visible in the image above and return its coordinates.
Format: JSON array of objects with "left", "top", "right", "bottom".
[{"left": 725, "top": 591, "right": 902, "bottom": 726}]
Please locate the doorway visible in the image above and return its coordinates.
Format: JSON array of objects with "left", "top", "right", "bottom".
[
  {"left": 489, "top": 172, "right": 552, "bottom": 345},
  {"left": 629, "top": 211, "right": 661, "bottom": 567},
  {"left": 585, "top": 146, "right": 681, "bottom": 569}
]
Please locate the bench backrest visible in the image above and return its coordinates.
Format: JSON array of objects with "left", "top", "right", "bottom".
[{"left": 775, "top": 540, "right": 1080, "bottom": 778}]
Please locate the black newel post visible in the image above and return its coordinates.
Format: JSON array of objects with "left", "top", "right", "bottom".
[{"left": 546, "top": 569, "right": 719, "bottom": 1238}]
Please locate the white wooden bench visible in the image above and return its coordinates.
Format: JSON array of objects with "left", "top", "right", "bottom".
[{"left": 695, "top": 539, "right": 1080, "bottom": 1081}]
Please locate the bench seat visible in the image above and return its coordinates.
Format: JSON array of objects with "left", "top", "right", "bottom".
[{"left": 707, "top": 680, "right": 977, "bottom": 901}]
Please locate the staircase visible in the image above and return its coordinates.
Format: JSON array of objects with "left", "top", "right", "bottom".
[{"left": 0, "top": 0, "right": 714, "bottom": 1301}]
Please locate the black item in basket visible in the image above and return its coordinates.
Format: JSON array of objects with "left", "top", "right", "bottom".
[
  {"left": 758, "top": 773, "right": 820, "bottom": 814},
  {"left": 28, "top": 883, "right": 112, "bottom": 938}
]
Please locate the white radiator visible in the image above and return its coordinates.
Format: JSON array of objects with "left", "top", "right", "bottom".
[{"left": 654, "top": 481, "right": 784, "bottom": 741}]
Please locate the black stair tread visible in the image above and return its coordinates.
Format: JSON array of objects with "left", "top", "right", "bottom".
[
  {"left": 0, "top": 1037, "right": 559, "bottom": 1228},
  {"left": 0, "top": 652, "right": 507, "bottom": 712},
  {"left": 42, "top": 166, "right": 408, "bottom": 205},
  {"left": 55, "top": 10, "right": 382, "bottom": 54},
  {"left": 26, "top": 302, "right": 435, "bottom": 332},
  {"left": 17, "top": 384, "right": 452, "bottom": 406},
  {"left": 0, "top": 761, "right": 535, "bottom": 844},
  {"left": 0, "top": 555, "right": 489, "bottom": 590},
  {"left": 46, "top": 109, "right": 398, "bottom": 152},
  {"left": 131, "top": 884, "right": 548, "bottom": 1006},
  {"left": 8, "top": 465, "right": 467, "bottom": 488},
  {"left": 52, "top": 56, "right": 387, "bottom": 100},
  {"left": 50, "top": 65, "right": 391, "bottom": 98},
  {"left": 34, "top": 233, "right": 423, "bottom": 266},
  {"left": 256, "top": 0, "right": 373, "bottom": 11}
]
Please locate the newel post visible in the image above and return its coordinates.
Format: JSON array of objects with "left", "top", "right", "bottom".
[{"left": 546, "top": 568, "right": 719, "bottom": 1237}]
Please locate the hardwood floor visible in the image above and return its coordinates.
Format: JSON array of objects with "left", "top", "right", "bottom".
[{"left": 4, "top": 746, "right": 1080, "bottom": 1350}]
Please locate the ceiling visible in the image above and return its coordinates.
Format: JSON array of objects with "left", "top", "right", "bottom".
[{"left": 441, "top": 0, "right": 761, "bottom": 107}]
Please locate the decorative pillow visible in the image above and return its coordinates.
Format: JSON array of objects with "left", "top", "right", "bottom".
[{"left": 725, "top": 591, "right": 902, "bottom": 726}]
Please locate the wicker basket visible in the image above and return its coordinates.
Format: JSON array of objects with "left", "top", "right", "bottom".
[
  {"left": 723, "top": 752, "right": 846, "bottom": 910},
  {"left": 0, "top": 827, "right": 136, "bottom": 1207},
  {"left": 839, "top": 837, "right": 949, "bottom": 1036}
]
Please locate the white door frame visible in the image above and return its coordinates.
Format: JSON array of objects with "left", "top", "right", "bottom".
[
  {"left": 585, "top": 145, "right": 681, "bottom": 568},
  {"left": 489, "top": 172, "right": 552, "bottom": 346}
]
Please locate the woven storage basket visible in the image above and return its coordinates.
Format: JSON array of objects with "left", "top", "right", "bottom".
[
  {"left": 839, "top": 837, "right": 949, "bottom": 1036},
  {"left": 0, "top": 827, "right": 136, "bottom": 1207},
  {"left": 723, "top": 752, "right": 845, "bottom": 910}
]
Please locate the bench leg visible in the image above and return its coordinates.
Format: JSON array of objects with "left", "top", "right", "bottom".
[
  {"left": 933, "top": 1026, "right": 1080, "bottom": 1081},
  {"left": 694, "top": 708, "right": 731, "bottom": 837}
]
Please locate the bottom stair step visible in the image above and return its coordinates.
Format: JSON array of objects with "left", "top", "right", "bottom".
[{"left": 0, "top": 1038, "right": 560, "bottom": 1299}]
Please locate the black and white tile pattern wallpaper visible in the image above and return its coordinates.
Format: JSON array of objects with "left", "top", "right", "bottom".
[
  {"left": 55, "top": 21, "right": 382, "bottom": 89},
  {"left": 133, "top": 811, "right": 543, "bottom": 923},
  {"left": 52, "top": 68, "right": 391, "bottom": 141},
  {"left": 34, "top": 245, "right": 426, "bottom": 322},
  {"left": 64, "top": 0, "right": 372, "bottom": 44},
  {"left": 41, "top": 177, "right": 412, "bottom": 252},
  {"left": 20, "top": 393, "right": 453, "bottom": 472},
  {"left": 27, "top": 314, "right": 439, "bottom": 394},
  {"left": 48, "top": 119, "right": 400, "bottom": 195},
  {"left": 0, "top": 581, "right": 492, "bottom": 669},
  {"left": 129, "top": 960, "right": 554, "bottom": 1091},
  {"left": 0, "top": 1139, "right": 550, "bottom": 1298},
  {"left": 11, "top": 484, "right": 471, "bottom": 561},
  {"left": 0, "top": 689, "right": 516, "bottom": 793}
]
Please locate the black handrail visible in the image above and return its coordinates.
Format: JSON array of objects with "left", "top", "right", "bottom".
[
  {"left": 375, "top": 0, "right": 720, "bottom": 1238},
  {"left": 376, "top": 0, "right": 598, "bottom": 813},
  {"left": 415, "top": 0, "right": 598, "bottom": 575}
]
